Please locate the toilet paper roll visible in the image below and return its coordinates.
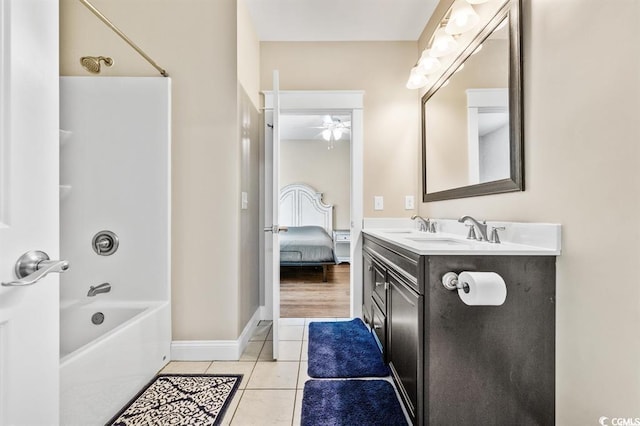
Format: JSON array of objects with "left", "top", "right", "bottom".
[{"left": 457, "top": 271, "right": 507, "bottom": 306}]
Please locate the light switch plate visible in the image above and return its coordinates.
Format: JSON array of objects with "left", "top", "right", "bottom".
[
  {"left": 405, "top": 195, "right": 415, "bottom": 210},
  {"left": 374, "top": 196, "right": 384, "bottom": 211},
  {"left": 241, "top": 191, "right": 248, "bottom": 210}
]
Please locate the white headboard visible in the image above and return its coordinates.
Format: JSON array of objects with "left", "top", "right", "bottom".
[{"left": 279, "top": 183, "right": 333, "bottom": 235}]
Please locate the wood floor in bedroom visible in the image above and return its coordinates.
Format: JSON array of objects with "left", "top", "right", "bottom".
[{"left": 280, "top": 264, "right": 350, "bottom": 318}]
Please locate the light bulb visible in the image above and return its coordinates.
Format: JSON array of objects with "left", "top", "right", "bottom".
[
  {"left": 406, "top": 67, "right": 429, "bottom": 90},
  {"left": 446, "top": 0, "right": 480, "bottom": 35},
  {"left": 417, "top": 50, "right": 442, "bottom": 75},
  {"left": 322, "top": 129, "right": 331, "bottom": 141},
  {"left": 430, "top": 28, "right": 457, "bottom": 57}
]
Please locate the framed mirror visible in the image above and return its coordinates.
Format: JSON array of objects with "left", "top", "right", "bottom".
[{"left": 421, "top": 0, "right": 522, "bottom": 202}]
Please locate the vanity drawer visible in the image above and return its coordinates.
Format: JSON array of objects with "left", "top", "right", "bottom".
[{"left": 364, "top": 236, "right": 422, "bottom": 294}]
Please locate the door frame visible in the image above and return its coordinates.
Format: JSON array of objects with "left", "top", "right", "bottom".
[{"left": 261, "top": 90, "right": 364, "bottom": 320}]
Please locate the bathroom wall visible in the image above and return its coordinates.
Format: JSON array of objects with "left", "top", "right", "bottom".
[
  {"left": 260, "top": 42, "right": 419, "bottom": 218},
  {"left": 237, "top": 0, "right": 262, "bottom": 334},
  {"left": 418, "top": 0, "right": 640, "bottom": 422},
  {"left": 238, "top": 0, "right": 261, "bottom": 109},
  {"left": 60, "top": 0, "right": 250, "bottom": 340},
  {"left": 280, "top": 138, "right": 351, "bottom": 230}
]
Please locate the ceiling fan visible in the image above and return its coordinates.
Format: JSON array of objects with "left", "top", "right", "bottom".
[{"left": 312, "top": 116, "right": 351, "bottom": 149}]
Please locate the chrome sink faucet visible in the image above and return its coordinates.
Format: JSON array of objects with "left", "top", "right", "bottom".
[
  {"left": 88, "top": 282, "right": 111, "bottom": 297},
  {"left": 411, "top": 215, "right": 436, "bottom": 233},
  {"left": 458, "top": 215, "right": 488, "bottom": 241}
]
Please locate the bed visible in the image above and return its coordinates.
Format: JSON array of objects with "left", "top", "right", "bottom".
[{"left": 279, "top": 183, "right": 336, "bottom": 282}]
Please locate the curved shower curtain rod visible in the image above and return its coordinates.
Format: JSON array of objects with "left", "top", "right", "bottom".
[{"left": 78, "top": 0, "right": 169, "bottom": 77}]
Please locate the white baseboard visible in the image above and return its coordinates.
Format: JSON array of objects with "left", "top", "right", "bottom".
[{"left": 171, "top": 307, "right": 262, "bottom": 361}]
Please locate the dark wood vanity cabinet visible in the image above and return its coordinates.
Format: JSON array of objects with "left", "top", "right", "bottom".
[
  {"left": 362, "top": 234, "right": 556, "bottom": 426},
  {"left": 363, "top": 236, "right": 425, "bottom": 424}
]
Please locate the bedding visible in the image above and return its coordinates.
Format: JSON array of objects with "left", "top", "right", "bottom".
[{"left": 280, "top": 226, "right": 335, "bottom": 264}]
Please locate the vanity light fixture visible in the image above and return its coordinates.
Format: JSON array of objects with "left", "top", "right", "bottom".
[
  {"left": 417, "top": 50, "right": 442, "bottom": 75},
  {"left": 445, "top": 0, "right": 480, "bottom": 35},
  {"left": 430, "top": 28, "right": 458, "bottom": 57},
  {"left": 406, "top": 0, "right": 504, "bottom": 90},
  {"left": 406, "top": 66, "right": 429, "bottom": 89}
]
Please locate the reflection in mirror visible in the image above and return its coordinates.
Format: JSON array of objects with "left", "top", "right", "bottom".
[{"left": 421, "top": 0, "right": 522, "bottom": 202}]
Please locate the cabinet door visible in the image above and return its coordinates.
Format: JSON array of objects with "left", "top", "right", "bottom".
[
  {"left": 388, "top": 270, "right": 422, "bottom": 423},
  {"left": 362, "top": 253, "right": 374, "bottom": 325}
]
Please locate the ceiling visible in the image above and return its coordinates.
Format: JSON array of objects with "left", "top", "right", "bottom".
[{"left": 243, "top": 0, "right": 439, "bottom": 41}]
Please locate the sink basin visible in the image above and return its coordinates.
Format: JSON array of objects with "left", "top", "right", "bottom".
[
  {"left": 382, "top": 230, "right": 414, "bottom": 234},
  {"left": 405, "top": 237, "right": 471, "bottom": 246}
]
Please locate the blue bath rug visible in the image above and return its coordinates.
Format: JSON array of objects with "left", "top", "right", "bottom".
[
  {"left": 106, "top": 374, "right": 242, "bottom": 426},
  {"left": 302, "top": 379, "right": 408, "bottom": 426},
  {"left": 308, "top": 318, "right": 389, "bottom": 378}
]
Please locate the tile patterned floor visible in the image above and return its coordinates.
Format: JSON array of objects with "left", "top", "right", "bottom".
[{"left": 160, "top": 318, "right": 354, "bottom": 426}]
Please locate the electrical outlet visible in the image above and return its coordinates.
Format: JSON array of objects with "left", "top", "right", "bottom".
[
  {"left": 374, "top": 196, "right": 384, "bottom": 211},
  {"left": 405, "top": 195, "right": 415, "bottom": 210}
]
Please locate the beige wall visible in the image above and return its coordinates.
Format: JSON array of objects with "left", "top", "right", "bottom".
[
  {"left": 280, "top": 139, "right": 350, "bottom": 230},
  {"left": 238, "top": 85, "right": 261, "bottom": 331},
  {"left": 237, "top": 0, "right": 261, "bottom": 109},
  {"left": 419, "top": 0, "right": 640, "bottom": 421},
  {"left": 261, "top": 42, "right": 420, "bottom": 218},
  {"left": 237, "top": 2, "right": 262, "bottom": 331},
  {"left": 60, "top": 0, "right": 247, "bottom": 340}
]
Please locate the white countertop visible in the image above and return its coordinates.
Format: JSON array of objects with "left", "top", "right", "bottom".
[{"left": 362, "top": 219, "right": 561, "bottom": 256}]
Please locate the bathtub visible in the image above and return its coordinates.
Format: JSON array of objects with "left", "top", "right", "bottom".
[{"left": 59, "top": 301, "right": 171, "bottom": 425}]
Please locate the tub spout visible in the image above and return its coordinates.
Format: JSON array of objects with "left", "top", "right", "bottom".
[{"left": 88, "top": 282, "right": 111, "bottom": 297}]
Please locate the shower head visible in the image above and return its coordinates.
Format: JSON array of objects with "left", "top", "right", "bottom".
[{"left": 80, "top": 56, "right": 113, "bottom": 74}]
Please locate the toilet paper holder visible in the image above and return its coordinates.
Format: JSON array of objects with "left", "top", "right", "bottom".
[{"left": 442, "top": 272, "right": 470, "bottom": 293}]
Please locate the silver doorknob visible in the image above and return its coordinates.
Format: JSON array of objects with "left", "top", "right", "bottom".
[
  {"left": 2, "top": 250, "right": 69, "bottom": 287},
  {"left": 263, "top": 225, "right": 289, "bottom": 233}
]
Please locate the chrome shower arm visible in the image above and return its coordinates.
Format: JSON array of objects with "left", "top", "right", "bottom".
[{"left": 77, "top": 0, "right": 169, "bottom": 77}]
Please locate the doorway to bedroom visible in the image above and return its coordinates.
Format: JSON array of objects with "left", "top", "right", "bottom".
[{"left": 278, "top": 113, "right": 351, "bottom": 318}]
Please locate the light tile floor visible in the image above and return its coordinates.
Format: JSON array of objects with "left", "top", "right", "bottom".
[{"left": 160, "top": 317, "right": 401, "bottom": 426}]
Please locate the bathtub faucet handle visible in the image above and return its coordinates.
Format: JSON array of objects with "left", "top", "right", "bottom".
[{"left": 95, "top": 238, "right": 110, "bottom": 253}]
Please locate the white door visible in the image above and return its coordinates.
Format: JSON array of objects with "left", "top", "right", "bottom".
[
  {"left": 269, "top": 71, "right": 282, "bottom": 359},
  {"left": 264, "top": 71, "right": 284, "bottom": 359},
  {"left": 0, "top": 0, "right": 62, "bottom": 424}
]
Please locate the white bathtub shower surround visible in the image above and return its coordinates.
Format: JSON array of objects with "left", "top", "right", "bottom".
[
  {"left": 60, "top": 301, "right": 170, "bottom": 425},
  {"left": 60, "top": 77, "right": 171, "bottom": 425}
]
